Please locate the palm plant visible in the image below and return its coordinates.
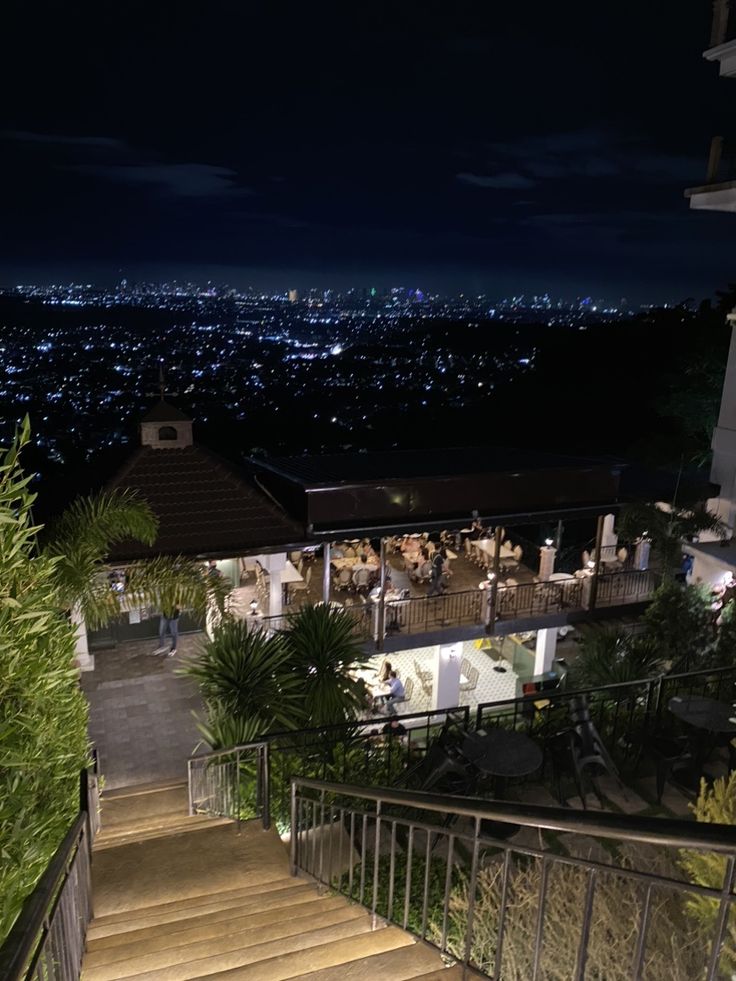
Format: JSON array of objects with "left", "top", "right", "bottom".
[
  {"left": 618, "top": 501, "right": 725, "bottom": 577},
  {"left": 282, "top": 604, "right": 370, "bottom": 728},
  {"left": 42, "top": 489, "right": 158, "bottom": 629},
  {"left": 181, "top": 620, "right": 305, "bottom": 747},
  {"left": 569, "top": 628, "right": 664, "bottom": 689},
  {"left": 42, "top": 490, "right": 229, "bottom": 634}
]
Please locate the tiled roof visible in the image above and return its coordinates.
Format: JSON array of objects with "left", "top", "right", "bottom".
[
  {"left": 140, "top": 400, "right": 191, "bottom": 423},
  {"left": 107, "top": 446, "right": 305, "bottom": 561}
]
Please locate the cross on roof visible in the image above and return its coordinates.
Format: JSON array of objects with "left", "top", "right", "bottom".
[{"left": 145, "top": 363, "right": 178, "bottom": 401}]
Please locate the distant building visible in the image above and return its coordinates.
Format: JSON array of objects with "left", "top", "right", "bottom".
[{"left": 288, "top": 288, "right": 298, "bottom": 303}]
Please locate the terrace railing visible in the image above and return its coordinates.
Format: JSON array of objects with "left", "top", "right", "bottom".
[
  {"left": 475, "top": 664, "right": 736, "bottom": 770},
  {"left": 386, "top": 589, "right": 484, "bottom": 636},
  {"left": 187, "top": 705, "right": 472, "bottom": 831},
  {"left": 595, "top": 569, "right": 657, "bottom": 608},
  {"left": 291, "top": 777, "right": 736, "bottom": 980},
  {"left": 496, "top": 578, "right": 585, "bottom": 620},
  {"left": 0, "top": 764, "right": 99, "bottom": 981}
]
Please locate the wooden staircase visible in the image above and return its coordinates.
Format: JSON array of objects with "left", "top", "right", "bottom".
[{"left": 83, "top": 781, "right": 460, "bottom": 980}]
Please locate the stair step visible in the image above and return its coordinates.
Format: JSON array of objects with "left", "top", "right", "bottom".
[
  {"left": 89, "top": 876, "right": 299, "bottom": 931},
  {"left": 289, "top": 941, "right": 451, "bottom": 980},
  {"left": 85, "top": 895, "right": 352, "bottom": 968},
  {"left": 93, "top": 816, "right": 232, "bottom": 850},
  {"left": 410, "top": 967, "right": 466, "bottom": 980},
  {"left": 101, "top": 785, "right": 190, "bottom": 829},
  {"left": 102, "top": 780, "right": 188, "bottom": 800},
  {"left": 110, "top": 915, "right": 384, "bottom": 981},
  {"left": 84, "top": 904, "right": 367, "bottom": 980},
  {"left": 87, "top": 884, "right": 319, "bottom": 947},
  {"left": 192, "top": 925, "right": 415, "bottom": 981}
]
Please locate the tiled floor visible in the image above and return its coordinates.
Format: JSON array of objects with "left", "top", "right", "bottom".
[{"left": 81, "top": 634, "right": 206, "bottom": 791}]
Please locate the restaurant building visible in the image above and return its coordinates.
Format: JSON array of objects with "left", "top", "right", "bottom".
[{"left": 82, "top": 397, "right": 666, "bottom": 711}]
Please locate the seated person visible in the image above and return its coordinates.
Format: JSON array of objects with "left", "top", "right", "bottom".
[
  {"left": 331, "top": 544, "right": 344, "bottom": 559},
  {"left": 352, "top": 555, "right": 372, "bottom": 589},
  {"left": 383, "top": 717, "right": 407, "bottom": 737},
  {"left": 385, "top": 671, "right": 406, "bottom": 715}
]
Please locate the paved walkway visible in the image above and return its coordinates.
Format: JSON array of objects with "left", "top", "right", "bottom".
[{"left": 81, "top": 633, "right": 206, "bottom": 791}]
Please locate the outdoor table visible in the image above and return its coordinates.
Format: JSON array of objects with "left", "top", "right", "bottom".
[
  {"left": 667, "top": 695, "right": 736, "bottom": 790},
  {"left": 461, "top": 729, "right": 543, "bottom": 831},
  {"left": 462, "top": 728, "right": 543, "bottom": 779},
  {"left": 281, "top": 559, "right": 305, "bottom": 604}
]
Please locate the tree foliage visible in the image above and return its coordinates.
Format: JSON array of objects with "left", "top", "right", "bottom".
[
  {"left": 679, "top": 770, "right": 736, "bottom": 975},
  {"left": 643, "top": 579, "right": 714, "bottom": 671},
  {"left": 184, "top": 604, "right": 370, "bottom": 750},
  {"left": 281, "top": 604, "right": 370, "bottom": 728},
  {"left": 181, "top": 620, "right": 304, "bottom": 747},
  {"left": 569, "top": 628, "right": 663, "bottom": 689},
  {"left": 0, "top": 420, "right": 89, "bottom": 944},
  {"left": 618, "top": 501, "right": 725, "bottom": 577}
]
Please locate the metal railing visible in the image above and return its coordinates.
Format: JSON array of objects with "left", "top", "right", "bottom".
[
  {"left": 187, "top": 707, "right": 472, "bottom": 831},
  {"left": 595, "top": 569, "right": 657, "bottom": 608},
  {"left": 475, "top": 664, "right": 736, "bottom": 769},
  {"left": 386, "top": 589, "right": 484, "bottom": 636},
  {"left": 496, "top": 578, "right": 585, "bottom": 620},
  {"left": 0, "top": 767, "right": 97, "bottom": 981},
  {"left": 187, "top": 741, "right": 271, "bottom": 830},
  {"left": 290, "top": 777, "right": 736, "bottom": 980}
]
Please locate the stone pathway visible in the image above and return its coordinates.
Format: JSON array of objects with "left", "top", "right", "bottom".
[{"left": 81, "top": 633, "right": 206, "bottom": 791}]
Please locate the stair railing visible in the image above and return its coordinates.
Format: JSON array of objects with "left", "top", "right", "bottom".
[
  {"left": 0, "top": 765, "right": 98, "bottom": 981},
  {"left": 187, "top": 741, "right": 271, "bottom": 831},
  {"left": 289, "top": 777, "right": 736, "bottom": 980}
]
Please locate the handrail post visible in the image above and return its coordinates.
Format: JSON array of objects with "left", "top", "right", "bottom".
[
  {"left": 588, "top": 514, "right": 604, "bottom": 611},
  {"left": 187, "top": 758, "right": 193, "bottom": 816},
  {"left": 262, "top": 743, "right": 271, "bottom": 831},
  {"left": 235, "top": 748, "right": 241, "bottom": 833},
  {"left": 290, "top": 779, "right": 298, "bottom": 875}
]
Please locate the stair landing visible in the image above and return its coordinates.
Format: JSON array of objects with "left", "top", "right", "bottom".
[{"left": 85, "top": 782, "right": 460, "bottom": 979}]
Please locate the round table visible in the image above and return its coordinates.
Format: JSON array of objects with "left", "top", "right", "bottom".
[
  {"left": 668, "top": 695, "right": 736, "bottom": 733},
  {"left": 462, "top": 729, "right": 542, "bottom": 778},
  {"left": 668, "top": 695, "right": 736, "bottom": 791}
]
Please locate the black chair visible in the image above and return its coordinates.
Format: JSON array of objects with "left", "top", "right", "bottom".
[{"left": 646, "top": 733, "right": 693, "bottom": 804}]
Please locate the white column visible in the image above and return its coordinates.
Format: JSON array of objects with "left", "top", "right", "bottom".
[
  {"left": 601, "top": 513, "right": 618, "bottom": 561},
  {"left": 538, "top": 545, "right": 556, "bottom": 581},
  {"left": 534, "top": 628, "right": 557, "bottom": 675},
  {"left": 432, "top": 643, "right": 461, "bottom": 709},
  {"left": 260, "top": 552, "right": 286, "bottom": 618},
  {"left": 71, "top": 603, "right": 94, "bottom": 672},
  {"left": 634, "top": 539, "right": 651, "bottom": 571},
  {"left": 323, "top": 542, "right": 332, "bottom": 604}
]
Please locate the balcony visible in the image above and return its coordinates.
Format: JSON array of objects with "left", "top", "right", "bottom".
[{"left": 686, "top": 136, "right": 736, "bottom": 212}]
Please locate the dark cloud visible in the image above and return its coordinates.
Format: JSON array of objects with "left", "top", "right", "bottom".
[
  {"left": 71, "top": 162, "right": 252, "bottom": 199},
  {"left": 456, "top": 171, "right": 536, "bottom": 190}
]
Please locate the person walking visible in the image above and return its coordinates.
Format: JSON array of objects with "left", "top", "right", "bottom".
[
  {"left": 427, "top": 545, "right": 446, "bottom": 596},
  {"left": 153, "top": 605, "right": 180, "bottom": 657}
]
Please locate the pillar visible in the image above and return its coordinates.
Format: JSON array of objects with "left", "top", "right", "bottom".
[
  {"left": 538, "top": 544, "right": 556, "bottom": 581},
  {"left": 634, "top": 538, "right": 651, "bottom": 571},
  {"left": 260, "top": 552, "right": 286, "bottom": 618},
  {"left": 323, "top": 542, "right": 332, "bottom": 604},
  {"left": 534, "top": 628, "right": 557, "bottom": 676},
  {"left": 72, "top": 603, "right": 94, "bottom": 672},
  {"left": 600, "top": 513, "right": 618, "bottom": 562},
  {"left": 432, "top": 643, "right": 462, "bottom": 709}
]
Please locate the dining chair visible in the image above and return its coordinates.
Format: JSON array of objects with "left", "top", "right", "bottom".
[{"left": 581, "top": 549, "right": 591, "bottom": 566}]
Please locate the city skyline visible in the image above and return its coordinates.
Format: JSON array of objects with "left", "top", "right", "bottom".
[{"left": 1, "top": 2, "right": 733, "bottom": 302}]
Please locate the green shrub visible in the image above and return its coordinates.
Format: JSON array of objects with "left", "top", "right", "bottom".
[{"left": 0, "top": 420, "right": 90, "bottom": 944}]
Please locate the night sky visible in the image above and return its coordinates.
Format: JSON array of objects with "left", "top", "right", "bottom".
[{"left": 1, "top": 1, "right": 732, "bottom": 301}]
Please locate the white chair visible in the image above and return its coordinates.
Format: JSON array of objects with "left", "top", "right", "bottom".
[
  {"left": 343, "top": 546, "right": 356, "bottom": 558},
  {"left": 335, "top": 567, "right": 352, "bottom": 591},
  {"left": 617, "top": 547, "right": 628, "bottom": 563},
  {"left": 582, "top": 550, "right": 591, "bottom": 566},
  {"left": 464, "top": 538, "right": 472, "bottom": 558},
  {"left": 513, "top": 545, "right": 523, "bottom": 561}
]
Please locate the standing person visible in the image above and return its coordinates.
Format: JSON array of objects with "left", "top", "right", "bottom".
[
  {"left": 427, "top": 545, "right": 446, "bottom": 596},
  {"left": 153, "top": 605, "right": 180, "bottom": 657}
]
